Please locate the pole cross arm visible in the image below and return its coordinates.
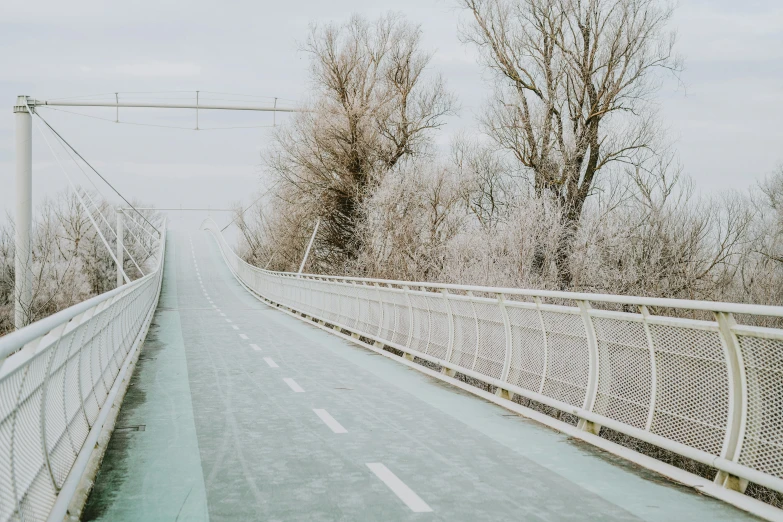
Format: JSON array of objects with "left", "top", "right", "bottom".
[{"left": 30, "top": 99, "right": 300, "bottom": 112}]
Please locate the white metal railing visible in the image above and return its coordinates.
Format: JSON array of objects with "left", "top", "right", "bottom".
[
  {"left": 204, "top": 218, "right": 783, "bottom": 497},
  {"left": 0, "top": 223, "right": 166, "bottom": 522}
]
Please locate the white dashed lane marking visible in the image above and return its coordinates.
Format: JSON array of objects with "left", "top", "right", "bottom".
[
  {"left": 366, "top": 463, "right": 432, "bottom": 513},
  {"left": 264, "top": 357, "right": 278, "bottom": 368},
  {"left": 313, "top": 409, "right": 347, "bottom": 434},
  {"left": 283, "top": 378, "right": 304, "bottom": 393}
]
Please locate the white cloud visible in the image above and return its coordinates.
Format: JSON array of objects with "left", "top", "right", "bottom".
[
  {"left": 675, "top": 3, "right": 783, "bottom": 62},
  {"left": 113, "top": 61, "right": 201, "bottom": 77}
]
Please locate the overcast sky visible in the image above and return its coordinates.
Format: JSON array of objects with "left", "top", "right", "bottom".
[{"left": 1, "top": 0, "right": 781, "bottom": 231}]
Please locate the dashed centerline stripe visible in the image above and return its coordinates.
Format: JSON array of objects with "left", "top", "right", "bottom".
[
  {"left": 239, "top": 333, "right": 248, "bottom": 340},
  {"left": 313, "top": 409, "right": 347, "bottom": 434},
  {"left": 250, "top": 344, "right": 261, "bottom": 351},
  {"left": 283, "top": 378, "right": 304, "bottom": 392},
  {"left": 232, "top": 325, "right": 239, "bottom": 330},
  {"left": 366, "top": 463, "right": 432, "bottom": 513},
  {"left": 264, "top": 358, "right": 278, "bottom": 368},
  {"left": 225, "top": 318, "right": 232, "bottom": 323}
]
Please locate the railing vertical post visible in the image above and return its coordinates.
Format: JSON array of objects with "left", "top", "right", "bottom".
[
  {"left": 39, "top": 322, "right": 68, "bottom": 494},
  {"left": 496, "top": 293, "right": 514, "bottom": 400},
  {"left": 533, "top": 297, "right": 549, "bottom": 395},
  {"left": 714, "top": 311, "right": 749, "bottom": 493},
  {"left": 577, "top": 300, "right": 601, "bottom": 435},
  {"left": 639, "top": 305, "right": 658, "bottom": 432},
  {"left": 403, "top": 285, "right": 415, "bottom": 361},
  {"left": 467, "top": 291, "right": 481, "bottom": 373},
  {"left": 441, "top": 290, "right": 456, "bottom": 376},
  {"left": 374, "top": 283, "right": 384, "bottom": 340}
]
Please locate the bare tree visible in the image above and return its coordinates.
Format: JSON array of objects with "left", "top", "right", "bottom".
[
  {"left": 354, "top": 159, "right": 468, "bottom": 281},
  {"left": 452, "top": 135, "right": 522, "bottom": 230},
  {"left": 265, "top": 13, "right": 455, "bottom": 270},
  {"left": 0, "top": 189, "right": 162, "bottom": 336},
  {"left": 459, "top": 0, "right": 681, "bottom": 287},
  {"left": 739, "top": 167, "right": 783, "bottom": 311},
  {"left": 570, "top": 159, "right": 752, "bottom": 303}
]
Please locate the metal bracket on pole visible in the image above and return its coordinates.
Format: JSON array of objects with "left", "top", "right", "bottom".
[{"left": 298, "top": 219, "right": 320, "bottom": 275}]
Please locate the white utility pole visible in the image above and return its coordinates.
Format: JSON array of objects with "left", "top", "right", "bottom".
[
  {"left": 116, "top": 208, "right": 124, "bottom": 287},
  {"left": 13, "top": 94, "right": 299, "bottom": 329},
  {"left": 14, "top": 96, "right": 32, "bottom": 329},
  {"left": 298, "top": 219, "right": 320, "bottom": 275}
]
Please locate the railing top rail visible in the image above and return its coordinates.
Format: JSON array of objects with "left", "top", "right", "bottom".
[
  {"left": 204, "top": 217, "right": 783, "bottom": 507},
  {"left": 0, "top": 221, "right": 166, "bottom": 359},
  {"left": 205, "top": 218, "right": 783, "bottom": 318}
]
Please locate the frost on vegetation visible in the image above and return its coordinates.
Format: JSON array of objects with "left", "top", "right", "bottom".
[
  {"left": 0, "top": 190, "right": 162, "bottom": 336},
  {"left": 231, "top": 8, "right": 782, "bottom": 327}
]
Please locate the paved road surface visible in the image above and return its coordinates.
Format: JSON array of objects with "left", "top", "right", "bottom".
[{"left": 82, "top": 230, "right": 757, "bottom": 521}]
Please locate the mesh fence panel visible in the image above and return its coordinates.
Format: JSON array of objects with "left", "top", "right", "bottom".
[
  {"left": 539, "top": 310, "right": 590, "bottom": 408},
  {"left": 424, "top": 296, "right": 449, "bottom": 360},
  {"left": 204, "top": 219, "right": 783, "bottom": 493},
  {"left": 0, "top": 231, "right": 164, "bottom": 522},
  {"left": 472, "top": 302, "right": 506, "bottom": 380},
  {"left": 737, "top": 334, "right": 783, "bottom": 478},
  {"left": 506, "top": 306, "right": 546, "bottom": 393},
  {"left": 450, "top": 300, "right": 478, "bottom": 369},
  {"left": 592, "top": 316, "right": 653, "bottom": 430},
  {"left": 409, "top": 294, "right": 431, "bottom": 354},
  {"left": 648, "top": 323, "right": 729, "bottom": 456}
]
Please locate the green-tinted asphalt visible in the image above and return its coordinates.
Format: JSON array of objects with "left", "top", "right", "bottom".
[{"left": 82, "top": 230, "right": 757, "bottom": 521}]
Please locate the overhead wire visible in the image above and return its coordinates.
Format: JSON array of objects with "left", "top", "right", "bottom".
[
  {"left": 76, "top": 187, "right": 146, "bottom": 276},
  {"left": 30, "top": 104, "right": 159, "bottom": 273},
  {"left": 33, "top": 110, "right": 161, "bottom": 236},
  {"left": 120, "top": 214, "right": 155, "bottom": 261},
  {"left": 33, "top": 105, "right": 164, "bottom": 277},
  {"left": 52, "top": 134, "right": 152, "bottom": 273},
  {"left": 25, "top": 102, "right": 131, "bottom": 284},
  {"left": 39, "top": 106, "right": 277, "bottom": 131},
  {"left": 45, "top": 90, "right": 297, "bottom": 102},
  {"left": 220, "top": 192, "right": 267, "bottom": 232},
  {"left": 61, "top": 147, "right": 158, "bottom": 264},
  {"left": 38, "top": 106, "right": 196, "bottom": 130},
  {"left": 124, "top": 211, "right": 160, "bottom": 242}
]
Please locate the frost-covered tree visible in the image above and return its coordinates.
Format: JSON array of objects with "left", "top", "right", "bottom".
[
  {"left": 265, "top": 13, "right": 454, "bottom": 270},
  {"left": 459, "top": 0, "right": 682, "bottom": 287},
  {"left": 0, "top": 189, "right": 161, "bottom": 336}
]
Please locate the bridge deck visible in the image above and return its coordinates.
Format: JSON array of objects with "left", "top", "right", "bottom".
[{"left": 82, "top": 231, "right": 756, "bottom": 521}]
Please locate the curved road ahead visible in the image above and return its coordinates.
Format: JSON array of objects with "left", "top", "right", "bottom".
[{"left": 82, "top": 231, "right": 756, "bottom": 521}]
